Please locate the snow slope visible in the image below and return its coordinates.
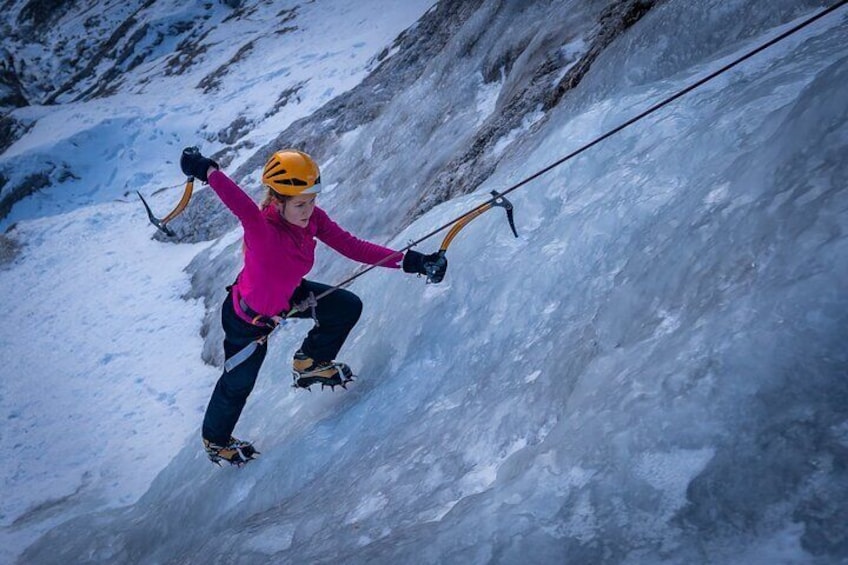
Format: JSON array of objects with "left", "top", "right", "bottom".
[{"left": 0, "top": 0, "right": 435, "bottom": 560}]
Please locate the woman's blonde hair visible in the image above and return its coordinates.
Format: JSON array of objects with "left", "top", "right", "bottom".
[{"left": 260, "top": 188, "right": 289, "bottom": 210}]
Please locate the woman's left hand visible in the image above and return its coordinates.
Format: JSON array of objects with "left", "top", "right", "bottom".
[{"left": 403, "top": 250, "right": 448, "bottom": 283}]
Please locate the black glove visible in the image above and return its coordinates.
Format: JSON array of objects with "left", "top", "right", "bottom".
[
  {"left": 180, "top": 146, "right": 219, "bottom": 182},
  {"left": 403, "top": 250, "right": 448, "bottom": 283}
]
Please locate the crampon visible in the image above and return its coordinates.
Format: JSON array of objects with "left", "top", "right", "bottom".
[
  {"left": 291, "top": 356, "right": 355, "bottom": 391},
  {"left": 203, "top": 437, "right": 259, "bottom": 467}
]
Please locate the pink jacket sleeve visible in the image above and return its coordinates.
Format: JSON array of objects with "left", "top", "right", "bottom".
[
  {"left": 207, "top": 170, "right": 264, "bottom": 234},
  {"left": 314, "top": 207, "right": 402, "bottom": 268}
]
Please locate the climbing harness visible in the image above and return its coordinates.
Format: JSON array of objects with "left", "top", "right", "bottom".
[
  {"left": 223, "top": 291, "right": 321, "bottom": 372},
  {"left": 237, "top": 296, "right": 278, "bottom": 329}
]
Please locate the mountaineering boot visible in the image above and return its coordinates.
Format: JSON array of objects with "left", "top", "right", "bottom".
[
  {"left": 203, "top": 437, "right": 258, "bottom": 467},
  {"left": 292, "top": 350, "right": 354, "bottom": 390}
]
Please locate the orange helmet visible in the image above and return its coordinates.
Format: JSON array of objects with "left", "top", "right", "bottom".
[{"left": 261, "top": 150, "right": 321, "bottom": 196}]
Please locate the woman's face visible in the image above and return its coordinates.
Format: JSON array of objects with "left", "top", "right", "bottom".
[{"left": 279, "top": 194, "right": 317, "bottom": 227}]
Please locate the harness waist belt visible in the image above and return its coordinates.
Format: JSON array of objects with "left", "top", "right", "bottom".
[{"left": 238, "top": 296, "right": 279, "bottom": 328}]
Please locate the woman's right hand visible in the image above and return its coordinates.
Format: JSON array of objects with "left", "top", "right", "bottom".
[{"left": 180, "top": 147, "right": 219, "bottom": 182}]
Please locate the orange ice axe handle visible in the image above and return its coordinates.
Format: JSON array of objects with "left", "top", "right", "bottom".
[{"left": 438, "top": 190, "right": 518, "bottom": 253}]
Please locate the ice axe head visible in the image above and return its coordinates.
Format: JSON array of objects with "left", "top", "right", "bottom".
[
  {"left": 437, "top": 189, "right": 519, "bottom": 255},
  {"left": 137, "top": 175, "right": 195, "bottom": 237},
  {"left": 489, "top": 190, "right": 518, "bottom": 238},
  {"left": 137, "top": 190, "right": 177, "bottom": 237}
]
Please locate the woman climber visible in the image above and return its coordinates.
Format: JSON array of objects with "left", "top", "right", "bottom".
[{"left": 179, "top": 147, "right": 447, "bottom": 466}]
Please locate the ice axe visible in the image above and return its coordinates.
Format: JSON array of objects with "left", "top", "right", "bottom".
[
  {"left": 423, "top": 190, "right": 518, "bottom": 283},
  {"left": 136, "top": 178, "right": 194, "bottom": 237},
  {"left": 136, "top": 147, "right": 202, "bottom": 236}
]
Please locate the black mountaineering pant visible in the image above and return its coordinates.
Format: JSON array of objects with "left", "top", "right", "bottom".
[
  {"left": 202, "top": 280, "right": 363, "bottom": 444},
  {"left": 288, "top": 280, "right": 363, "bottom": 362}
]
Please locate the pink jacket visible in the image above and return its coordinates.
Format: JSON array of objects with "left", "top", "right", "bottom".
[{"left": 208, "top": 170, "right": 402, "bottom": 324}]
